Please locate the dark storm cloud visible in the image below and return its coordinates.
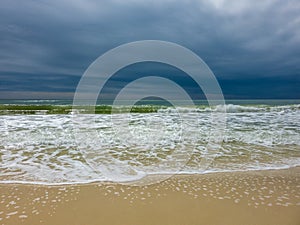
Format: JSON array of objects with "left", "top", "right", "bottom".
[{"left": 0, "top": 0, "right": 299, "bottom": 99}]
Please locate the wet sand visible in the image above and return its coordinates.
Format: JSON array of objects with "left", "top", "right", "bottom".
[{"left": 0, "top": 167, "right": 299, "bottom": 225}]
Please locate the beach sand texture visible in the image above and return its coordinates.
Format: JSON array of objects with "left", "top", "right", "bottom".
[{"left": 0, "top": 167, "right": 299, "bottom": 225}]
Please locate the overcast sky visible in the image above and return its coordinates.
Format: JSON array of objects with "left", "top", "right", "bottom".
[{"left": 0, "top": 0, "right": 299, "bottom": 99}]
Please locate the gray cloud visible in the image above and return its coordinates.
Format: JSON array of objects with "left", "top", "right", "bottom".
[{"left": 0, "top": 0, "right": 299, "bottom": 99}]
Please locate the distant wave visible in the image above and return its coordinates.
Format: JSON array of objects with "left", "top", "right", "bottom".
[{"left": 0, "top": 103, "right": 300, "bottom": 114}]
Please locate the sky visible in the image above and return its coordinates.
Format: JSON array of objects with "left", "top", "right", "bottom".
[{"left": 0, "top": 0, "right": 299, "bottom": 100}]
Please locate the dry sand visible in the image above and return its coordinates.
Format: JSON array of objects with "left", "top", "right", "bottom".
[{"left": 0, "top": 167, "right": 299, "bottom": 225}]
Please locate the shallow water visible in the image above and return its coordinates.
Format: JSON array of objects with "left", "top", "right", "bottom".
[{"left": 0, "top": 101, "right": 299, "bottom": 184}]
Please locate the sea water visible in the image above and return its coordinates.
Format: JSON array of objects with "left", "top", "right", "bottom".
[{"left": 0, "top": 100, "right": 299, "bottom": 184}]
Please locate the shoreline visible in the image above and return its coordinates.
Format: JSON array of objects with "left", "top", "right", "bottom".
[
  {"left": 0, "top": 167, "right": 299, "bottom": 225},
  {"left": 1, "top": 165, "right": 299, "bottom": 186}
]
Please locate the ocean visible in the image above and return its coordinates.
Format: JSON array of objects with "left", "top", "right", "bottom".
[{"left": 0, "top": 99, "right": 299, "bottom": 185}]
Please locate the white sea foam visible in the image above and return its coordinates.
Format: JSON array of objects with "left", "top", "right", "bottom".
[{"left": 0, "top": 104, "right": 299, "bottom": 185}]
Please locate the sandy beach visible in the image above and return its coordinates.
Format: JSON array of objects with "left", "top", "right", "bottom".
[
  {"left": 1, "top": 0, "right": 300, "bottom": 224},
  {"left": 0, "top": 167, "right": 299, "bottom": 225}
]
